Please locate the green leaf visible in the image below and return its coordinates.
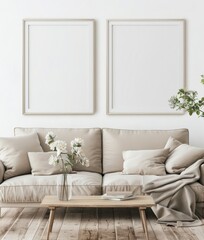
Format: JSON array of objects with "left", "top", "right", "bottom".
[
  {"left": 179, "top": 89, "right": 185, "bottom": 93},
  {"left": 196, "top": 110, "right": 200, "bottom": 115}
]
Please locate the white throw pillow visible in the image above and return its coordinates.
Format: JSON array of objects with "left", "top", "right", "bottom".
[
  {"left": 0, "top": 133, "right": 43, "bottom": 180},
  {"left": 165, "top": 138, "right": 204, "bottom": 173},
  {"left": 28, "top": 152, "right": 62, "bottom": 176},
  {"left": 122, "top": 149, "right": 169, "bottom": 175}
]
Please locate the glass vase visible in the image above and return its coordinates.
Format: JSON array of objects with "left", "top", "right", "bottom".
[{"left": 57, "top": 173, "right": 72, "bottom": 201}]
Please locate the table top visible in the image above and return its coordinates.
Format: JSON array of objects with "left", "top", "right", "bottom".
[{"left": 41, "top": 195, "right": 155, "bottom": 208}]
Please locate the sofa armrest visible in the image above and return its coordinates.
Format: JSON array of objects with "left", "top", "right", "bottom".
[
  {"left": 0, "top": 160, "right": 5, "bottom": 184},
  {"left": 199, "top": 163, "right": 204, "bottom": 185}
]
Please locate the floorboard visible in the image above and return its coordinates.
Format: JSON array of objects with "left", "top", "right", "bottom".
[
  {"left": 0, "top": 207, "right": 204, "bottom": 240},
  {"left": 98, "top": 208, "right": 115, "bottom": 240}
]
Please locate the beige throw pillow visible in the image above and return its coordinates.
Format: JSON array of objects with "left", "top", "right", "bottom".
[
  {"left": 0, "top": 133, "right": 43, "bottom": 180},
  {"left": 122, "top": 149, "right": 169, "bottom": 175},
  {"left": 165, "top": 139, "right": 204, "bottom": 173},
  {"left": 28, "top": 152, "right": 62, "bottom": 176},
  {"left": 164, "top": 136, "right": 182, "bottom": 153}
]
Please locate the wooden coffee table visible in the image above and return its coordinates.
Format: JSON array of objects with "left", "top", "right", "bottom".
[{"left": 41, "top": 195, "right": 155, "bottom": 240}]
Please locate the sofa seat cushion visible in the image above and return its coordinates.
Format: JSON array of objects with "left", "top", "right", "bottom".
[
  {"left": 103, "top": 172, "right": 204, "bottom": 203},
  {"left": 103, "top": 173, "right": 172, "bottom": 194},
  {"left": 0, "top": 172, "right": 102, "bottom": 203}
]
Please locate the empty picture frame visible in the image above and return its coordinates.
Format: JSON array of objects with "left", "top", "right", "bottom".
[
  {"left": 107, "top": 19, "right": 185, "bottom": 114},
  {"left": 23, "top": 19, "right": 94, "bottom": 114}
]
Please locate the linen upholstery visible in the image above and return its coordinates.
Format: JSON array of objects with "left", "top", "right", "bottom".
[
  {"left": 103, "top": 172, "right": 204, "bottom": 203},
  {"left": 0, "top": 126, "right": 203, "bottom": 210},
  {"left": 103, "top": 172, "right": 144, "bottom": 194},
  {"left": 0, "top": 133, "right": 43, "bottom": 180},
  {"left": 56, "top": 172, "right": 102, "bottom": 197},
  {"left": 103, "top": 173, "right": 173, "bottom": 194},
  {"left": 165, "top": 136, "right": 182, "bottom": 152},
  {"left": 0, "top": 160, "right": 5, "bottom": 184},
  {"left": 0, "top": 172, "right": 102, "bottom": 203},
  {"left": 122, "top": 149, "right": 169, "bottom": 175},
  {"left": 14, "top": 128, "right": 102, "bottom": 173},
  {"left": 28, "top": 152, "right": 62, "bottom": 176},
  {"left": 103, "top": 128, "right": 189, "bottom": 173},
  {"left": 165, "top": 143, "right": 204, "bottom": 173}
]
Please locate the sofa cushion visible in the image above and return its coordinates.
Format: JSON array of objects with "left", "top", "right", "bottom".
[
  {"left": 103, "top": 128, "right": 189, "bottom": 173},
  {"left": 0, "top": 172, "right": 102, "bottom": 203},
  {"left": 165, "top": 138, "right": 204, "bottom": 173},
  {"left": 14, "top": 128, "right": 102, "bottom": 173},
  {"left": 103, "top": 173, "right": 166, "bottom": 193},
  {"left": 0, "top": 133, "right": 43, "bottom": 180},
  {"left": 122, "top": 149, "right": 169, "bottom": 175},
  {"left": 103, "top": 172, "right": 144, "bottom": 194},
  {"left": 103, "top": 172, "right": 204, "bottom": 203},
  {"left": 165, "top": 136, "right": 182, "bottom": 152},
  {"left": 28, "top": 152, "right": 61, "bottom": 176}
]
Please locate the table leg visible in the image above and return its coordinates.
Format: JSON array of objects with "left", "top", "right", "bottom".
[
  {"left": 47, "top": 207, "right": 56, "bottom": 240},
  {"left": 139, "top": 207, "right": 149, "bottom": 240},
  {"left": 139, "top": 209, "right": 145, "bottom": 232}
]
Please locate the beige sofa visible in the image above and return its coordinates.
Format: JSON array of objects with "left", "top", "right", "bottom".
[{"left": 0, "top": 127, "right": 204, "bottom": 214}]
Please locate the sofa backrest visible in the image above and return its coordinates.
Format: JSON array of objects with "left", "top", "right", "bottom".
[
  {"left": 14, "top": 127, "right": 102, "bottom": 173},
  {"left": 102, "top": 128, "right": 189, "bottom": 173},
  {"left": 14, "top": 127, "right": 189, "bottom": 174}
]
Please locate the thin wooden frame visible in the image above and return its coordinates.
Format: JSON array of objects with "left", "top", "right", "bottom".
[
  {"left": 107, "top": 19, "right": 186, "bottom": 115},
  {"left": 23, "top": 19, "right": 95, "bottom": 115}
]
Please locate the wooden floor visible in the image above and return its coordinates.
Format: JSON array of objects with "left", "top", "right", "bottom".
[{"left": 0, "top": 207, "right": 204, "bottom": 240}]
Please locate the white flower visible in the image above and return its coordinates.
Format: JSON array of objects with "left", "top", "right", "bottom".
[
  {"left": 46, "top": 131, "right": 55, "bottom": 138},
  {"left": 81, "top": 157, "right": 89, "bottom": 167},
  {"left": 48, "top": 155, "right": 58, "bottom": 166},
  {"left": 71, "top": 138, "right": 84, "bottom": 147},
  {"left": 55, "top": 140, "right": 67, "bottom": 153},
  {"left": 84, "top": 158, "right": 89, "bottom": 167},
  {"left": 45, "top": 132, "right": 56, "bottom": 145},
  {"left": 57, "top": 148, "right": 62, "bottom": 157},
  {"left": 49, "top": 141, "right": 57, "bottom": 151},
  {"left": 45, "top": 132, "right": 89, "bottom": 173},
  {"left": 72, "top": 146, "right": 82, "bottom": 154},
  {"left": 75, "top": 137, "right": 84, "bottom": 144},
  {"left": 49, "top": 140, "right": 66, "bottom": 151}
]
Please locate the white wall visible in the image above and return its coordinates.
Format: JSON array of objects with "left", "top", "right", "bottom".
[{"left": 0, "top": 0, "right": 204, "bottom": 146}]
